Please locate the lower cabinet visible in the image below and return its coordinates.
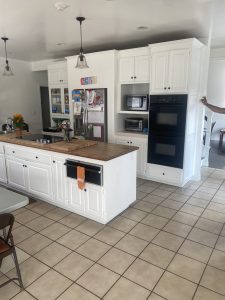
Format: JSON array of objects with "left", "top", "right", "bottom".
[
  {"left": 6, "top": 156, "right": 27, "bottom": 190},
  {"left": 66, "top": 178, "right": 103, "bottom": 220},
  {"left": 52, "top": 156, "right": 67, "bottom": 205},
  {"left": 146, "top": 163, "right": 183, "bottom": 186},
  {"left": 0, "top": 153, "right": 7, "bottom": 184},
  {"left": 115, "top": 135, "right": 147, "bottom": 176},
  {"left": 6, "top": 156, "right": 53, "bottom": 201},
  {"left": 26, "top": 162, "right": 53, "bottom": 201}
]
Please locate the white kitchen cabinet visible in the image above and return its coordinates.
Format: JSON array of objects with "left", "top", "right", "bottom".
[
  {"left": 84, "top": 184, "right": 103, "bottom": 219},
  {"left": 66, "top": 179, "right": 103, "bottom": 219},
  {"left": 115, "top": 135, "right": 147, "bottom": 176},
  {"left": 52, "top": 156, "right": 67, "bottom": 205},
  {"left": 48, "top": 61, "right": 70, "bottom": 125},
  {"left": 0, "top": 154, "right": 7, "bottom": 184},
  {"left": 48, "top": 61, "right": 68, "bottom": 85},
  {"left": 26, "top": 162, "right": 53, "bottom": 201},
  {"left": 49, "top": 86, "right": 70, "bottom": 116},
  {"left": 6, "top": 157, "right": 27, "bottom": 191},
  {"left": 119, "top": 48, "right": 149, "bottom": 83},
  {"left": 6, "top": 150, "right": 53, "bottom": 201},
  {"left": 66, "top": 179, "right": 84, "bottom": 213},
  {"left": 150, "top": 48, "right": 189, "bottom": 94},
  {"left": 146, "top": 163, "right": 183, "bottom": 186}
]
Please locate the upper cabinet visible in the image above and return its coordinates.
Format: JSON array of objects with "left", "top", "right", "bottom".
[
  {"left": 48, "top": 61, "right": 70, "bottom": 121},
  {"left": 119, "top": 47, "right": 149, "bottom": 83},
  {"left": 48, "top": 61, "right": 68, "bottom": 85},
  {"left": 150, "top": 39, "right": 203, "bottom": 94}
]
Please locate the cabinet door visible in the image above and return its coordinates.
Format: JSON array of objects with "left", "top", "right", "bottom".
[
  {"left": 50, "top": 88, "right": 62, "bottom": 114},
  {"left": 52, "top": 158, "right": 66, "bottom": 205},
  {"left": 151, "top": 51, "right": 169, "bottom": 93},
  {"left": 119, "top": 57, "right": 135, "bottom": 83},
  {"left": 168, "top": 49, "right": 189, "bottom": 93},
  {"left": 48, "top": 69, "right": 61, "bottom": 85},
  {"left": 26, "top": 162, "right": 53, "bottom": 201},
  {"left": 84, "top": 184, "right": 103, "bottom": 219},
  {"left": 0, "top": 154, "right": 7, "bottom": 183},
  {"left": 134, "top": 55, "right": 149, "bottom": 83},
  {"left": 48, "top": 69, "right": 67, "bottom": 85},
  {"left": 130, "top": 139, "right": 147, "bottom": 176},
  {"left": 66, "top": 179, "right": 84, "bottom": 213},
  {"left": 6, "top": 157, "right": 27, "bottom": 190}
]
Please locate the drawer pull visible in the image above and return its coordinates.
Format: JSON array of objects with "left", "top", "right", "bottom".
[{"left": 163, "top": 172, "right": 165, "bottom": 175}]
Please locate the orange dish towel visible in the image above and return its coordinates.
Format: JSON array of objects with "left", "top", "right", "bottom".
[{"left": 77, "top": 166, "right": 85, "bottom": 190}]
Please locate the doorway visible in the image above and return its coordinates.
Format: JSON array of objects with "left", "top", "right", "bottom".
[{"left": 40, "top": 87, "right": 51, "bottom": 129}]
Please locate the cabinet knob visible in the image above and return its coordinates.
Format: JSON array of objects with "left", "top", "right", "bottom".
[
  {"left": 164, "top": 87, "right": 167, "bottom": 90},
  {"left": 162, "top": 172, "right": 165, "bottom": 175},
  {"left": 130, "top": 141, "right": 133, "bottom": 144},
  {"left": 84, "top": 188, "right": 87, "bottom": 192},
  {"left": 134, "top": 76, "right": 136, "bottom": 79},
  {"left": 131, "top": 76, "right": 133, "bottom": 79},
  {"left": 35, "top": 156, "right": 38, "bottom": 159},
  {"left": 12, "top": 151, "right": 15, "bottom": 153},
  {"left": 53, "top": 160, "right": 55, "bottom": 163},
  {"left": 127, "top": 141, "right": 129, "bottom": 144},
  {"left": 168, "top": 87, "right": 171, "bottom": 90}
]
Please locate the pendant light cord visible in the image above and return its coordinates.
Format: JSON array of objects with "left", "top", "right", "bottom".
[
  {"left": 4, "top": 40, "right": 8, "bottom": 64},
  {"left": 79, "top": 19, "right": 83, "bottom": 53}
]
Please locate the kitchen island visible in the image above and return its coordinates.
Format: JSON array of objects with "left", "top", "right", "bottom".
[{"left": 0, "top": 133, "right": 138, "bottom": 224}]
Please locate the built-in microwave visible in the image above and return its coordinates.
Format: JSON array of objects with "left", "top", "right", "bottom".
[
  {"left": 125, "top": 118, "right": 148, "bottom": 132},
  {"left": 124, "top": 95, "right": 149, "bottom": 111}
]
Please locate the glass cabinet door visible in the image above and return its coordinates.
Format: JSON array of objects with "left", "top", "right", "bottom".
[
  {"left": 51, "top": 88, "right": 62, "bottom": 114},
  {"left": 64, "top": 88, "right": 69, "bottom": 114}
]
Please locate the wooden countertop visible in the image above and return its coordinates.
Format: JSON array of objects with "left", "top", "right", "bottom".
[{"left": 0, "top": 133, "right": 138, "bottom": 161}]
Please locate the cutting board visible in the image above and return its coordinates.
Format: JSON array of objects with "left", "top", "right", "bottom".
[{"left": 47, "top": 139, "right": 97, "bottom": 151}]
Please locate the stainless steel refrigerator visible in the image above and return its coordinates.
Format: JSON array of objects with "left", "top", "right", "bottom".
[{"left": 72, "top": 88, "right": 107, "bottom": 142}]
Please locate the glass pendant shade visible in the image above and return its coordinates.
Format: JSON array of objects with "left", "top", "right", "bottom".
[
  {"left": 76, "top": 52, "right": 89, "bottom": 69},
  {"left": 3, "top": 61, "right": 14, "bottom": 76}
]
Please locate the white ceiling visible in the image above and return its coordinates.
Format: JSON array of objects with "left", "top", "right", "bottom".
[{"left": 0, "top": 0, "right": 223, "bottom": 62}]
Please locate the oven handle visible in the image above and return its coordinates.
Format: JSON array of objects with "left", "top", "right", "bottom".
[{"left": 64, "top": 162, "right": 102, "bottom": 174}]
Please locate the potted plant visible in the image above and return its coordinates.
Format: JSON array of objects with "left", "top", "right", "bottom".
[{"left": 13, "top": 114, "right": 24, "bottom": 137}]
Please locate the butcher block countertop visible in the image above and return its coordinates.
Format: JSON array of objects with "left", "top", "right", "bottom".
[{"left": 0, "top": 133, "right": 138, "bottom": 161}]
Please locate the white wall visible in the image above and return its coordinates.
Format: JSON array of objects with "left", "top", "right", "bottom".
[
  {"left": 66, "top": 50, "right": 117, "bottom": 142},
  {"left": 207, "top": 57, "right": 225, "bottom": 140},
  {"left": 0, "top": 57, "right": 45, "bottom": 132}
]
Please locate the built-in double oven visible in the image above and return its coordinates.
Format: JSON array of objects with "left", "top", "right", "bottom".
[{"left": 148, "top": 94, "right": 188, "bottom": 169}]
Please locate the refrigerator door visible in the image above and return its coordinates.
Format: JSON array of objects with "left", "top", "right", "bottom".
[{"left": 73, "top": 88, "right": 107, "bottom": 142}]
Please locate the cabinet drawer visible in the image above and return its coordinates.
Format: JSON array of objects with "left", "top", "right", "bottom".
[
  {"left": 0, "top": 143, "right": 4, "bottom": 154},
  {"left": 146, "top": 163, "right": 183, "bottom": 185},
  {"left": 4, "top": 145, "right": 51, "bottom": 164}
]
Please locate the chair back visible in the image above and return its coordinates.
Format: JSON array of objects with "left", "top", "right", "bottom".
[{"left": 0, "top": 213, "right": 14, "bottom": 243}]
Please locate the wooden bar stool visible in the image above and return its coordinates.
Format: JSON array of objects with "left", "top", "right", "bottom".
[
  {"left": 0, "top": 213, "right": 24, "bottom": 290},
  {"left": 219, "top": 129, "right": 225, "bottom": 149}
]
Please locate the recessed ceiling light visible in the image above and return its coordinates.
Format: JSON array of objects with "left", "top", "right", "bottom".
[
  {"left": 137, "top": 26, "right": 148, "bottom": 30},
  {"left": 54, "top": 2, "right": 69, "bottom": 11},
  {"left": 56, "top": 42, "right": 66, "bottom": 46}
]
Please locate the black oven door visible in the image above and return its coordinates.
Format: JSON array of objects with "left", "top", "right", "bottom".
[
  {"left": 148, "top": 134, "right": 185, "bottom": 168},
  {"left": 149, "top": 95, "right": 187, "bottom": 135}
]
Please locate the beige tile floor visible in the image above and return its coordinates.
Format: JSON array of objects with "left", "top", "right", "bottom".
[{"left": 1, "top": 167, "right": 225, "bottom": 299}]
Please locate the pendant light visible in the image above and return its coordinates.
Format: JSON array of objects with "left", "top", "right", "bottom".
[
  {"left": 1, "top": 37, "right": 14, "bottom": 76},
  {"left": 75, "top": 17, "right": 89, "bottom": 69}
]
